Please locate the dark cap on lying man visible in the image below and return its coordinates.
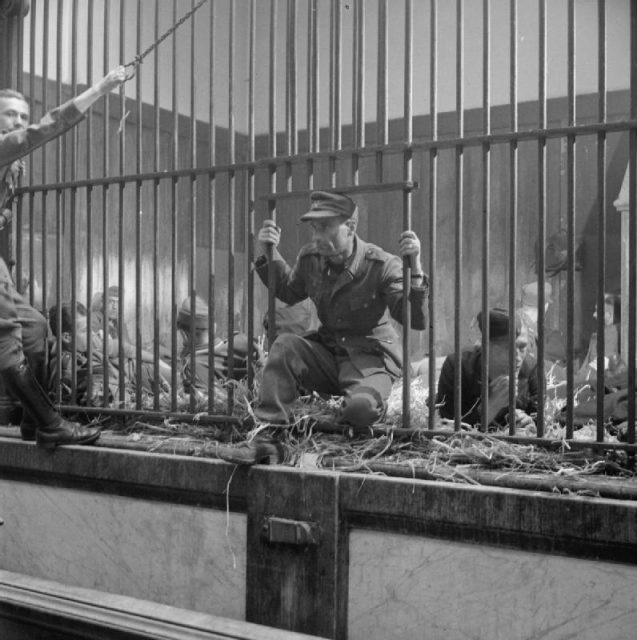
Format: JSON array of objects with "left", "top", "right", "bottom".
[
  {"left": 177, "top": 295, "right": 209, "bottom": 329},
  {"left": 477, "top": 307, "right": 521, "bottom": 340},
  {"left": 300, "top": 190, "right": 357, "bottom": 221}
]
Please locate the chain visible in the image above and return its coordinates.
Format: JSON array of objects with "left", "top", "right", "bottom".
[{"left": 124, "top": 0, "right": 210, "bottom": 78}]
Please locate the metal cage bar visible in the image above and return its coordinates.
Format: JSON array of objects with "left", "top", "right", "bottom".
[
  {"left": 480, "top": 0, "right": 492, "bottom": 432},
  {"left": 427, "top": 0, "right": 439, "bottom": 431},
  {"left": 596, "top": 0, "right": 607, "bottom": 441},
  {"left": 453, "top": 0, "right": 465, "bottom": 431},
  {"left": 507, "top": 0, "right": 519, "bottom": 436}
]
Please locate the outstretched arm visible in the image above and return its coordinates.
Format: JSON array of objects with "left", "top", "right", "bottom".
[{"left": 0, "top": 67, "right": 126, "bottom": 168}]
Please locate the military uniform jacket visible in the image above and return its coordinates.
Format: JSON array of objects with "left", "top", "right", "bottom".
[
  {"left": 1, "top": 99, "right": 84, "bottom": 211},
  {"left": 255, "top": 235, "right": 429, "bottom": 372}
]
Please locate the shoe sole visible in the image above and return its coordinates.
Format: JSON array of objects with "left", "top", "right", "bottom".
[{"left": 36, "top": 433, "right": 101, "bottom": 450}]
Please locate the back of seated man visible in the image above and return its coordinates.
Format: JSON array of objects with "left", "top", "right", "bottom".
[{"left": 435, "top": 307, "right": 538, "bottom": 430}]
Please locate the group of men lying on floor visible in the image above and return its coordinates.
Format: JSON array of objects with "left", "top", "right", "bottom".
[
  {"left": 31, "top": 191, "right": 630, "bottom": 465},
  {"left": 45, "top": 287, "right": 259, "bottom": 407}
]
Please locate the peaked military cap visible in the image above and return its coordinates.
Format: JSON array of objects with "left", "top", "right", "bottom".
[{"left": 300, "top": 190, "right": 356, "bottom": 221}]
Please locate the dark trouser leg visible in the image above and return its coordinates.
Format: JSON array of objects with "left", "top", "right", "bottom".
[{"left": 255, "top": 333, "right": 340, "bottom": 424}]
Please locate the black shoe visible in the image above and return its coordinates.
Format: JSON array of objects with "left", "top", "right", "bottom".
[{"left": 36, "top": 418, "right": 101, "bottom": 449}]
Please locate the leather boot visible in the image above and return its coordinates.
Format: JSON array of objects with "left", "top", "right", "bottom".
[
  {"left": 0, "top": 361, "right": 100, "bottom": 449},
  {"left": 18, "top": 350, "right": 50, "bottom": 442}
]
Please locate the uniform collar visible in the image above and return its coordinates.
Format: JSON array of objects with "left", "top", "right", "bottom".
[
  {"left": 321, "top": 235, "right": 364, "bottom": 275},
  {"left": 319, "top": 236, "right": 352, "bottom": 274}
]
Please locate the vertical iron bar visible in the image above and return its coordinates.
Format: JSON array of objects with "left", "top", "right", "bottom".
[
  {"left": 286, "top": 0, "right": 297, "bottom": 162},
  {"left": 12, "top": 0, "right": 23, "bottom": 294},
  {"left": 14, "top": 0, "right": 23, "bottom": 91},
  {"left": 246, "top": 0, "right": 256, "bottom": 390},
  {"left": 13, "top": 0, "right": 24, "bottom": 331},
  {"left": 596, "top": 0, "right": 607, "bottom": 442},
  {"left": 69, "top": 0, "right": 79, "bottom": 405},
  {"left": 308, "top": 0, "right": 318, "bottom": 156},
  {"left": 508, "top": 0, "right": 521, "bottom": 434},
  {"left": 54, "top": 0, "right": 64, "bottom": 403},
  {"left": 41, "top": 0, "right": 49, "bottom": 318},
  {"left": 117, "top": 0, "right": 126, "bottom": 406},
  {"left": 285, "top": 0, "right": 297, "bottom": 204},
  {"left": 101, "top": 0, "right": 111, "bottom": 408},
  {"left": 27, "top": 4, "right": 35, "bottom": 310},
  {"left": 13, "top": 0, "right": 24, "bottom": 292},
  {"left": 427, "top": 0, "right": 438, "bottom": 430},
  {"left": 208, "top": 0, "right": 217, "bottom": 413},
  {"left": 329, "top": 0, "right": 342, "bottom": 185},
  {"left": 227, "top": 0, "right": 236, "bottom": 411},
  {"left": 266, "top": 0, "right": 278, "bottom": 351},
  {"left": 352, "top": 0, "right": 359, "bottom": 151},
  {"left": 135, "top": 0, "right": 144, "bottom": 410},
  {"left": 351, "top": 0, "right": 365, "bottom": 188},
  {"left": 376, "top": 0, "right": 387, "bottom": 184},
  {"left": 354, "top": 0, "right": 365, "bottom": 172},
  {"left": 86, "top": 0, "right": 95, "bottom": 410},
  {"left": 306, "top": 0, "right": 318, "bottom": 193},
  {"left": 480, "top": 0, "right": 491, "bottom": 432},
  {"left": 170, "top": 0, "right": 179, "bottom": 411},
  {"left": 152, "top": 0, "right": 161, "bottom": 412},
  {"left": 402, "top": 0, "right": 413, "bottom": 427},
  {"left": 627, "top": 0, "right": 637, "bottom": 446},
  {"left": 537, "top": 0, "right": 547, "bottom": 436},
  {"left": 453, "top": 0, "right": 464, "bottom": 432},
  {"left": 189, "top": 0, "right": 198, "bottom": 413},
  {"left": 565, "top": 0, "right": 576, "bottom": 439}
]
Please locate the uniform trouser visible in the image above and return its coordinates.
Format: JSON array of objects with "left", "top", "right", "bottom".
[
  {"left": 255, "top": 332, "right": 394, "bottom": 428},
  {"left": 0, "top": 257, "right": 48, "bottom": 372}
]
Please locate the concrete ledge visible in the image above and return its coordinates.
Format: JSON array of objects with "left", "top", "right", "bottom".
[{"left": 0, "top": 437, "right": 248, "bottom": 510}]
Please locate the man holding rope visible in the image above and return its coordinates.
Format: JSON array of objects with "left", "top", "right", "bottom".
[
  {"left": 221, "top": 190, "right": 429, "bottom": 465},
  {"left": 0, "top": 66, "right": 126, "bottom": 447}
]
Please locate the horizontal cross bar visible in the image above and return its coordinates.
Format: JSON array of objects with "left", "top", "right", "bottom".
[
  {"left": 259, "top": 181, "right": 418, "bottom": 201},
  {"left": 13, "top": 119, "right": 637, "bottom": 197}
]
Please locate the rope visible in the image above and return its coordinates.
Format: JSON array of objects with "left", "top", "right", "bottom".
[{"left": 123, "top": 0, "right": 210, "bottom": 79}]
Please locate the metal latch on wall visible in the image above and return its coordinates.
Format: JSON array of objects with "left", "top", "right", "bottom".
[{"left": 262, "top": 517, "right": 321, "bottom": 546}]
